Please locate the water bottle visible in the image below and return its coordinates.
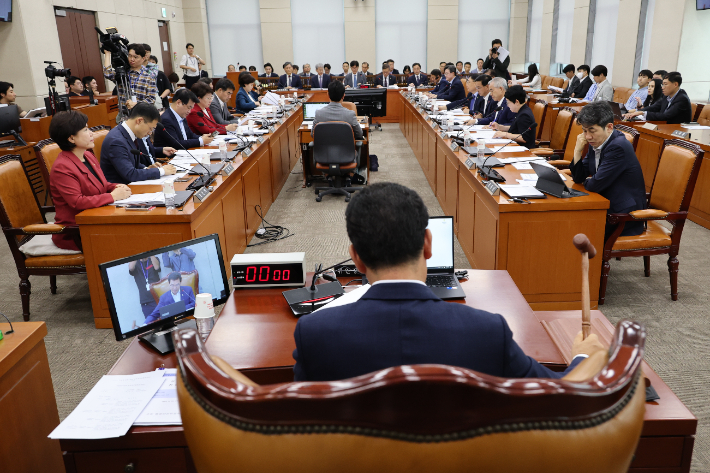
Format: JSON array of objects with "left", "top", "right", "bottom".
[
  {"left": 464, "top": 131, "right": 472, "bottom": 148},
  {"left": 293, "top": 92, "right": 297, "bottom": 101},
  {"left": 477, "top": 139, "right": 486, "bottom": 160},
  {"left": 219, "top": 140, "right": 227, "bottom": 162},
  {"left": 163, "top": 180, "right": 175, "bottom": 210}
]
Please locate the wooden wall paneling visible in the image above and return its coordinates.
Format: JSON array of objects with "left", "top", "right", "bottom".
[
  {"left": 220, "top": 178, "right": 247, "bottom": 267},
  {"left": 75, "top": 11, "right": 105, "bottom": 92},
  {"left": 457, "top": 171, "right": 476, "bottom": 259},
  {"left": 436, "top": 140, "right": 446, "bottom": 204},
  {"left": 636, "top": 135, "right": 663, "bottom": 191},
  {"left": 158, "top": 21, "right": 174, "bottom": 78},
  {"left": 427, "top": 130, "right": 437, "bottom": 195},
  {"left": 193, "top": 200, "right": 229, "bottom": 274},
  {"left": 270, "top": 134, "right": 284, "bottom": 200},
  {"left": 55, "top": 12, "right": 81, "bottom": 80},
  {"left": 242, "top": 160, "right": 262, "bottom": 239},
  {"left": 689, "top": 156, "right": 710, "bottom": 228},
  {"left": 279, "top": 129, "right": 290, "bottom": 187},
  {"left": 472, "top": 193, "right": 498, "bottom": 270},
  {"left": 445, "top": 151, "right": 459, "bottom": 229},
  {"left": 287, "top": 120, "right": 299, "bottom": 168},
  {"left": 79, "top": 223, "right": 193, "bottom": 327},
  {"left": 255, "top": 147, "right": 273, "bottom": 215}
]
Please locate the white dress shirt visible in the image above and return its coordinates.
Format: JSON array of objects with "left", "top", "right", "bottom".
[
  {"left": 122, "top": 122, "right": 164, "bottom": 175},
  {"left": 169, "top": 106, "right": 204, "bottom": 146},
  {"left": 171, "top": 290, "right": 181, "bottom": 303}
]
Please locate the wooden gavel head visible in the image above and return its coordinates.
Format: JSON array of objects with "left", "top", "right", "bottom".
[{"left": 573, "top": 233, "right": 596, "bottom": 259}]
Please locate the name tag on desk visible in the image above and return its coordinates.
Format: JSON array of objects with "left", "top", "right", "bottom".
[
  {"left": 465, "top": 157, "right": 476, "bottom": 169},
  {"left": 269, "top": 125, "right": 276, "bottom": 133},
  {"left": 672, "top": 130, "right": 689, "bottom": 139},
  {"left": 432, "top": 123, "right": 439, "bottom": 130},
  {"left": 221, "top": 162, "right": 235, "bottom": 176},
  {"left": 243, "top": 147, "right": 253, "bottom": 158},
  {"left": 257, "top": 136, "right": 265, "bottom": 144},
  {"left": 450, "top": 142, "right": 460, "bottom": 152},
  {"left": 193, "top": 187, "right": 210, "bottom": 203},
  {"left": 278, "top": 118, "right": 284, "bottom": 124}
]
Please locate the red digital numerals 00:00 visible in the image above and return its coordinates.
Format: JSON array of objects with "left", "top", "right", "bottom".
[{"left": 245, "top": 266, "right": 290, "bottom": 283}]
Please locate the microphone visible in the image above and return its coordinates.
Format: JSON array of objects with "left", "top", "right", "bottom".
[
  {"left": 281, "top": 258, "right": 352, "bottom": 311},
  {"left": 480, "top": 105, "right": 503, "bottom": 121},
  {"left": 477, "top": 125, "right": 533, "bottom": 183},
  {"left": 155, "top": 123, "right": 212, "bottom": 179}
]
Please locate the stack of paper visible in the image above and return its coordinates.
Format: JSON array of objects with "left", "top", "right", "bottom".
[
  {"left": 111, "top": 192, "right": 166, "bottom": 205},
  {"left": 48, "top": 371, "right": 165, "bottom": 439},
  {"left": 133, "top": 369, "right": 182, "bottom": 426}
]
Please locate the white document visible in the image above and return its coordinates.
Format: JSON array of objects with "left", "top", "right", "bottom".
[
  {"left": 548, "top": 85, "right": 563, "bottom": 93},
  {"left": 512, "top": 162, "right": 533, "bottom": 170},
  {"left": 134, "top": 369, "right": 182, "bottom": 426},
  {"left": 126, "top": 174, "right": 182, "bottom": 186},
  {"left": 49, "top": 371, "right": 164, "bottom": 439},
  {"left": 489, "top": 145, "right": 529, "bottom": 153},
  {"left": 498, "top": 156, "right": 539, "bottom": 164},
  {"left": 682, "top": 125, "right": 710, "bottom": 130},
  {"left": 261, "top": 92, "right": 281, "bottom": 106},
  {"left": 111, "top": 192, "right": 166, "bottom": 205},
  {"left": 499, "top": 184, "right": 544, "bottom": 198},
  {"left": 496, "top": 46, "right": 510, "bottom": 63},
  {"left": 314, "top": 284, "right": 371, "bottom": 313},
  {"left": 484, "top": 138, "right": 515, "bottom": 145}
]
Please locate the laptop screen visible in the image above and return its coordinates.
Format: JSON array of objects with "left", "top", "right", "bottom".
[
  {"left": 304, "top": 102, "right": 328, "bottom": 119},
  {"left": 426, "top": 216, "right": 454, "bottom": 272}
]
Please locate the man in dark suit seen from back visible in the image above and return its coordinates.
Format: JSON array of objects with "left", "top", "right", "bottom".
[
  {"left": 154, "top": 88, "right": 215, "bottom": 150},
  {"left": 210, "top": 78, "right": 239, "bottom": 125},
  {"left": 292, "top": 182, "right": 604, "bottom": 382},
  {"left": 624, "top": 71, "right": 692, "bottom": 124},
  {"left": 571, "top": 102, "right": 647, "bottom": 239},
  {"left": 311, "top": 81, "right": 363, "bottom": 141}
]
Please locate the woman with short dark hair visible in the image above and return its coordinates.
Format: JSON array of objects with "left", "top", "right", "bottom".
[
  {"left": 235, "top": 72, "right": 261, "bottom": 114},
  {"left": 48, "top": 111, "right": 131, "bottom": 250},
  {"left": 186, "top": 81, "right": 239, "bottom": 135}
]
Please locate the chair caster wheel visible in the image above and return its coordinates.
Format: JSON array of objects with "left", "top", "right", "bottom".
[
  {"left": 316, "top": 196, "right": 322, "bottom": 202},
  {"left": 345, "top": 197, "right": 350, "bottom": 202}
]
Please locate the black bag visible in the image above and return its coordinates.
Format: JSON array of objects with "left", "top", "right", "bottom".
[{"left": 369, "top": 154, "right": 378, "bottom": 171}]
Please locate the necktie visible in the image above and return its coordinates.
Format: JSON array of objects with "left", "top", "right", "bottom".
[
  {"left": 353, "top": 73, "right": 357, "bottom": 88},
  {"left": 181, "top": 119, "right": 188, "bottom": 140},
  {"left": 287, "top": 75, "right": 291, "bottom": 87},
  {"left": 319, "top": 75, "right": 322, "bottom": 88}
]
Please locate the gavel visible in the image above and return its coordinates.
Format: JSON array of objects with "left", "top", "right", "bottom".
[{"left": 573, "top": 234, "right": 596, "bottom": 339}]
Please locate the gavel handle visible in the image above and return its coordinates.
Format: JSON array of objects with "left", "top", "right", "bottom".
[{"left": 581, "top": 252, "right": 591, "bottom": 339}]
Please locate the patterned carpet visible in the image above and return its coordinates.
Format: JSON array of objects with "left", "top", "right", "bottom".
[{"left": 1, "top": 124, "right": 708, "bottom": 471}]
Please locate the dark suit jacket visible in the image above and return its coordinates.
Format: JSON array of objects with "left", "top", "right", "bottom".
[
  {"left": 234, "top": 88, "right": 259, "bottom": 114},
  {"left": 147, "top": 286, "right": 196, "bottom": 324},
  {"left": 156, "top": 70, "right": 172, "bottom": 109},
  {"left": 431, "top": 78, "right": 448, "bottom": 93},
  {"left": 446, "top": 93, "right": 473, "bottom": 111},
  {"left": 406, "top": 73, "right": 428, "bottom": 87},
  {"left": 374, "top": 74, "right": 396, "bottom": 87},
  {"left": 277, "top": 74, "right": 302, "bottom": 89},
  {"left": 644, "top": 89, "right": 692, "bottom": 124},
  {"left": 570, "top": 130, "right": 647, "bottom": 236},
  {"left": 436, "top": 76, "right": 466, "bottom": 102},
  {"left": 473, "top": 93, "right": 497, "bottom": 116},
  {"left": 260, "top": 72, "right": 279, "bottom": 78},
  {"left": 50, "top": 150, "right": 116, "bottom": 250},
  {"left": 136, "top": 136, "right": 166, "bottom": 167},
  {"left": 293, "top": 282, "right": 583, "bottom": 382},
  {"left": 100, "top": 125, "right": 161, "bottom": 184},
  {"left": 391, "top": 69, "right": 400, "bottom": 75},
  {"left": 482, "top": 55, "right": 510, "bottom": 79},
  {"left": 311, "top": 74, "right": 331, "bottom": 89},
  {"left": 565, "top": 75, "right": 580, "bottom": 95},
  {"left": 155, "top": 107, "right": 202, "bottom": 150},
  {"left": 573, "top": 76, "right": 593, "bottom": 98},
  {"left": 477, "top": 99, "right": 515, "bottom": 126},
  {"left": 508, "top": 103, "right": 537, "bottom": 149}
]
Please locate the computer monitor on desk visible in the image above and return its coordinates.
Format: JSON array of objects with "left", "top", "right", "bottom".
[
  {"left": 99, "top": 234, "right": 230, "bottom": 354},
  {"left": 0, "top": 105, "right": 27, "bottom": 146},
  {"left": 344, "top": 88, "right": 387, "bottom": 118}
]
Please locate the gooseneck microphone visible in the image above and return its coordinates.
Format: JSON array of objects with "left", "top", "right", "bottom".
[
  {"left": 477, "top": 125, "right": 533, "bottom": 183},
  {"left": 156, "top": 123, "right": 211, "bottom": 176},
  {"left": 281, "top": 258, "right": 353, "bottom": 311}
]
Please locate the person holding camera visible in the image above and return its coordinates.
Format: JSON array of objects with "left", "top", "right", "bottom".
[
  {"left": 482, "top": 39, "right": 510, "bottom": 79},
  {"left": 103, "top": 43, "right": 157, "bottom": 111}
]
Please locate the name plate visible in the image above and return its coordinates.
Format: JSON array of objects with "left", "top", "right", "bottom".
[
  {"left": 641, "top": 122, "right": 658, "bottom": 131},
  {"left": 439, "top": 131, "right": 446, "bottom": 140},
  {"left": 269, "top": 125, "right": 276, "bottom": 132},
  {"left": 193, "top": 187, "right": 210, "bottom": 203},
  {"left": 672, "top": 130, "right": 689, "bottom": 139},
  {"left": 242, "top": 146, "right": 253, "bottom": 158},
  {"left": 484, "top": 180, "right": 500, "bottom": 196},
  {"left": 278, "top": 118, "right": 284, "bottom": 124},
  {"left": 426, "top": 116, "right": 432, "bottom": 122},
  {"left": 257, "top": 136, "right": 265, "bottom": 144},
  {"left": 420, "top": 109, "right": 426, "bottom": 115},
  {"left": 221, "top": 162, "right": 235, "bottom": 176},
  {"left": 450, "top": 142, "right": 460, "bottom": 152},
  {"left": 432, "top": 123, "right": 439, "bottom": 130},
  {"left": 465, "top": 157, "right": 476, "bottom": 169}
]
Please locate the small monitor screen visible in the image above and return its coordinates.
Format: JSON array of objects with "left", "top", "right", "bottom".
[
  {"left": 426, "top": 216, "right": 454, "bottom": 271},
  {"left": 698, "top": 0, "right": 710, "bottom": 10},
  {"left": 0, "top": 0, "right": 11, "bottom": 22},
  {"left": 100, "top": 234, "right": 230, "bottom": 341},
  {"left": 304, "top": 102, "right": 328, "bottom": 119}
]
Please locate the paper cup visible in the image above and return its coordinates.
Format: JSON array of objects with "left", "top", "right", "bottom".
[{"left": 194, "top": 293, "right": 215, "bottom": 341}]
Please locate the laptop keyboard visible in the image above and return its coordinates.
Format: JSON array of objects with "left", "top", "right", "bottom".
[{"left": 426, "top": 275, "right": 457, "bottom": 287}]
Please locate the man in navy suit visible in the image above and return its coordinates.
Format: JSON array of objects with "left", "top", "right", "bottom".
[
  {"left": 406, "top": 63, "right": 428, "bottom": 87},
  {"left": 428, "top": 69, "right": 444, "bottom": 92},
  {"left": 136, "top": 133, "right": 175, "bottom": 167},
  {"left": 624, "top": 71, "right": 692, "bottom": 124},
  {"left": 570, "top": 102, "right": 647, "bottom": 239},
  {"left": 146, "top": 271, "right": 196, "bottom": 324},
  {"left": 374, "top": 63, "right": 396, "bottom": 88},
  {"left": 277, "top": 62, "right": 302, "bottom": 89},
  {"left": 387, "top": 59, "right": 400, "bottom": 75},
  {"left": 445, "top": 76, "right": 476, "bottom": 111},
  {"left": 471, "top": 74, "right": 495, "bottom": 117},
  {"left": 292, "top": 183, "right": 604, "bottom": 382},
  {"left": 311, "top": 63, "right": 331, "bottom": 89},
  {"left": 260, "top": 63, "right": 279, "bottom": 78},
  {"left": 101, "top": 103, "right": 177, "bottom": 184},
  {"left": 474, "top": 77, "right": 515, "bottom": 126},
  {"left": 435, "top": 65, "right": 466, "bottom": 102},
  {"left": 154, "top": 89, "right": 214, "bottom": 150}
]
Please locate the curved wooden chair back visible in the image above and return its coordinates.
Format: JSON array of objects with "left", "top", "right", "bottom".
[
  {"left": 174, "top": 320, "right": 646, "bottom": 473},
  {"left": 341, "top": 101, "right": 357, "bottom": 114},
  {"left": 549, "top": 108, "right": 575, "bottom": 150},
  {"left": 697, "top": 105, "right": 710, "bottom": 126},
  {"left": 614, "top": 124, "right": 640, "bottom": 150},
  {"left": 649, "top": 140, "right": 704, "bottom": 214},
  {"left": 541, "top": 75, "right": 553, "bottom": 90},
  {"left": 562, "top": 109, "right": 583, "bottom": 162},
  {"left": 550, "top": 77, "right": 564, "bottom": 88},
  {"left": 531, "top": 99, "right": 548, "bottom": 140}
]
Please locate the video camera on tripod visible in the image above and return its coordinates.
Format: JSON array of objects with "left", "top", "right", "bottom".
[
  {"left": 44, "top": 61, "right": 71, "bottom": 116},
  {"left": 95, "top": 26, "right": 132, "bottom": 122}
]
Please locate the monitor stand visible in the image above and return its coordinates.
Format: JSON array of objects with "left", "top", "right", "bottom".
[{"left": 138, "top": 318, "right": 197, "bottom": 355}]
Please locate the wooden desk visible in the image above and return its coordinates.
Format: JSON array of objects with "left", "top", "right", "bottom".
[
  {"left": 20, "top": 116, "right": 52, "bottom": 143},
  {"left": 536, "top": 311, "right": 696, "bottom": 472},
  {"left": 76, "top": 103, "right": 304, "bottom": 328},
  {"left": 60, "top": 273, "right": 696, "bottom": 473},
  {"left": 635, "top": 124, "right": 710, "bottom": 229},
  {"left": 0, "top": 322, "right": 64, "bottom": 473},
  {"left": 400, "top": 93, "right": 609, "bottom": 310}
]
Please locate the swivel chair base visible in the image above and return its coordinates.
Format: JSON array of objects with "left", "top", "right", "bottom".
[{"left": 315, "top": 185, "right": 360, "bottom": 202}]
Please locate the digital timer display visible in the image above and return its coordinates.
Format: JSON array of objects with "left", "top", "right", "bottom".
[{"left": 232, "top": 263, "right": 305, "bottom": 287}]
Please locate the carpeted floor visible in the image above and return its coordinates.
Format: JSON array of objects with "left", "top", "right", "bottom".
[{"left": 1, "top": 124, "right": 708, "bottom": 471}]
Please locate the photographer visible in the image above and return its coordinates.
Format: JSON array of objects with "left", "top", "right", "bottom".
[
  {"left": 103, "top": 43, "right": 157, "bottom": 110},
  {"left": 482, "top": 39, "right": 510, "bottom": 79}
]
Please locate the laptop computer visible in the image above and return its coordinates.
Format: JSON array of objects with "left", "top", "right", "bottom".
[
  {"left": 425, "top": 216, "right": 465, "bottom": 300},
  {"left": 530, "top": 162, "right": 588, "bottom": 198},
  {"left": 303, "top": 102, "right": 328, "bottom": 121},
  {"left": 608, "top": 101, "right": 627, "bottom": 121}
]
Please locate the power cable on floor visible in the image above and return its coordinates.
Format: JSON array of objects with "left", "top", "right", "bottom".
[{"left": 247, "top": 205, "right": 294, "bottom": 247}]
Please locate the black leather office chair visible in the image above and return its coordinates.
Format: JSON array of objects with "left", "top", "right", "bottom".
[{"left": 310, "top": 121, "right": 363, "bottom": 202}]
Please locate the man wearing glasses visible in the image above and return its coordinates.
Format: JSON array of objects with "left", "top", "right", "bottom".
[{"left": 103, "top": 43, "right": 158, "bottom": 113}]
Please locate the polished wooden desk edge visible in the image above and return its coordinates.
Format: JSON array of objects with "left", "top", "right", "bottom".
[{"left": 0, "top": 321, "right": 48, "bottom": 380}]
